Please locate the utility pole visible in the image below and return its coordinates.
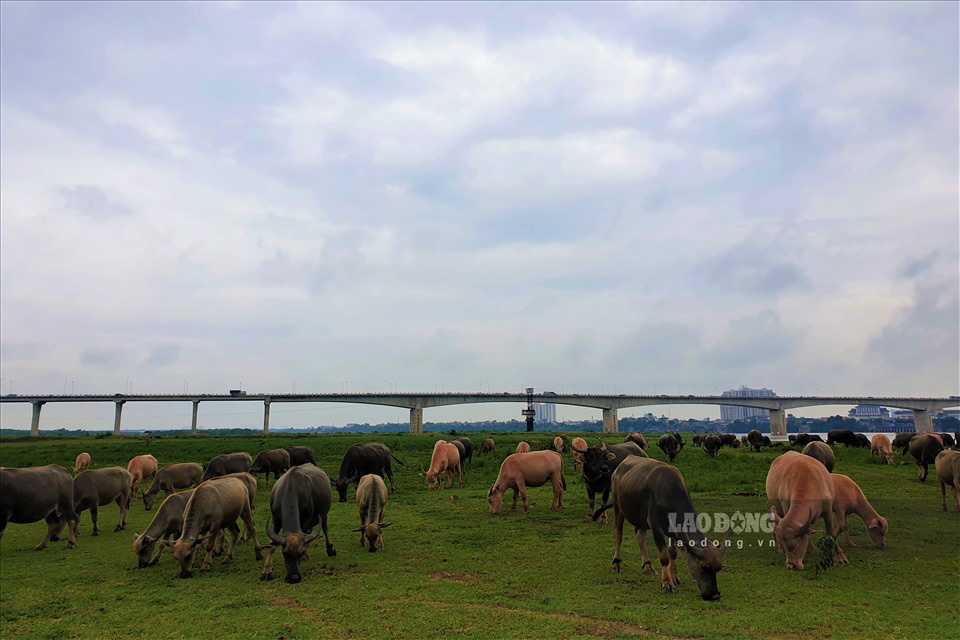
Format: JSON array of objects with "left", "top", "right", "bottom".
[{"left": 522, "top": 387, "right": 535, "bottom": 432}]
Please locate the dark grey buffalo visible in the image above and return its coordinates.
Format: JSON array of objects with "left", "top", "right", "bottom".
[
  {"left": 827, "top": 429, "right": 858, "bottom": 447},
  {"left": 74, "top": 467, "right": 132, "bottom": 536},
  {"left": 794, "top": 433, "right": 823, "bottom": 447},
  {"left": 283, "top": 446, "right": 317, "bottom": 466},
  {"left": 570, "top": 441, "right": 646, "bottom": 523},
  {"left": 802, "top": 441, "right": 835, "bottom": 472},
  {"left": 333, "top": 443, "right": 404, "bottom": 502},
  {"left": 250, "top": 448, "right": 292, "bottom": 485},
  {"left": 691, "top": 435, "right": 703, "bottom": 447},
  {"left": 657, "top": 434, "right": 681, "bottom": 462},
  {"left": 133, "top": 489, "right": 194, "bottom": 567},
  {"left": 0, "top": 465, "right": 79, "bottom": 550},
  {"left": 479, "top": 438, "right": 495, "bottom": 455},
  {"left": 202, "top": 452, "right": 253, "bottom": 482},
  {"left": 594, "top": 456, "right": 726, "bottom": 601},
  {"left": 703, "top": 435, "right": 722, "bottom": 458},
  {"left": 937, "top": 433, "right": 955, "bottom": 448},
  {"left": 909, "top": 434, "right": 944, "bottom": 482},
  {"left": 718, "top": 433, "right": 739, "bottom": 448},
  {"left": 262, "top": 464, "right": 336, "bottom": 583},
  {"left": 854, "top": 433, "right": 871, "bottom": 449},
  {"left": 454, "top": 437, "right": 475, "bottom": 467},
  {"left": 746, "top": 430, "right": 764, "bottom": 452},
  {"left": 892, "top": 432, "right": 916, "bottom": 454},
  {"left": 143, "top": 463, "right": 202, "bottom": 511}
]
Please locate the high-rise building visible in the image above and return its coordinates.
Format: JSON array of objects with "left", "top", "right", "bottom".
[
  {"left": 534, "top": 403, "right": 557, "bottom": 424},
  {"left": 720, "top": 386, "right": 776, "bottom": 421}
]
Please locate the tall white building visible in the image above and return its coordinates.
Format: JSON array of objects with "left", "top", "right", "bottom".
[
  {"left": 720, "top": 386, "right": 776, "bottom": 421},
  {"left": 534, "top": 403, "right": 557, "bottom": 424}
]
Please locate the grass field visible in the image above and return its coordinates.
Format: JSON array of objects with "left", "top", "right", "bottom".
[{"left": 1, "top": 433, "right": 958, "bottom": 639}]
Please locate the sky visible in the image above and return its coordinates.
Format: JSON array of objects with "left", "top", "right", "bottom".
[{"left": 1, "top": 1, "right": 958, "bottom": 430}]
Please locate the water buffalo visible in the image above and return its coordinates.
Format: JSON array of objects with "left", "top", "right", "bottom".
[
  {"left": 333, "top": 443, "right": 404, "bottom": 502},
  {"left": 127, "top": 455, "right": 159, "bottom": 503},
  {"left": 830, "top": 474, "right": 887, "bottom": 549},
  {"left": 262, "top": 463, "right": 336, "bottom": 583},
  {"left": 908, "top": 433, "right": 944, "bottom": 482},
  {"left": 794, "top": 433, "right": 823, "bottom": 447},
  {"left": 0, "top": 465, "right": 79, "bottom": 550},
  {"left": 625, "top": 433, "right": 647, "bottom": 449},
  {"left": 570, "top": 441, "right": 646, "bottom": 523},
  {"left": 250, "top": 448, "right": 291, "bottom": 485},
  {"left": 657, "top": 434, "right": 680, "bottom": 462},
  {"left": 892, "top": 432, "right": 916, "bottom": 454},
  {"left": 479, "top": 438, "right": 495, "bottom": 455},
  {"left": 283, "top": 446, "right": 317, "bottom": 466},
  {"left": 554, "top": 436, "right": 565, "bottom": 454},
  {"left": 421, "top": 441, "right": 461, "bottom": 490},
  {"left": 672, "top": 433, "right": 685, "bottom": 449},
  {"left": 938, "top": 433, "right": 956, "bottom": 448},
  {"left": 766, "top": 451, "right": 847, "bottom": 570},
  {"left": 703, "top": 435, "right": 722, "bottom": 458},
  {"left": 143, "top": 463, "right": 203, "bottom": 511},
  {"left": 854, "top": 433, "right": 871, "bottom": 449},
  {"left": 935, "top": 450, "right": 960, "bottom": 511},
  {"left": 746, "top": 430, "right": 764, "bottom": 452},
  {"left": 802, "top": 441, "right": 835, "bottom": 472},
  {"left": 593, "top": 456, "right": 726, "bottom": 601},
  {"left": 571, "top": 437, "right": 588, "bottom": 471},
  {"left": 133, "top": 489, "right": 194, "bottom": 567},
  {"left": 827, "top": 429, "right": 858, "bottom": 447},
  {"left": 488, "top": 451, "right": 565, "bottom": 515},
  {"left": 74, "top": 467, "right": 132, "bottom": 536},
  {"left": 516, "top": 441, "right": 531, "bottom": 454},
  {"left": 451, "top": 440, "right": 468, "bottom": 473},
  {"left": 719, "top": 433, "right": 739, "bottom": 448},
  {"left": 692, "top": 435, "right": 703, "bottom": 447},
  {"left": 202, "top": 452, "right": 253, "bottom": 482},
  {"left": 164, "top": 476, "right": 262, "bottom": 578},
  {"left": 762, "top": 436, "right": 773, "bottom": 448},
  {"left": 870, "top": 434, "right": 894, "bottom": 465},
  {"left": 73, "top": 453, "right": 91, "bottom": 475},
  {"left": 454, "top": 437, "right": 475, "bottom": 467},
  {"left": 353, "top": 474, "right": 391, "bottom": 553}
]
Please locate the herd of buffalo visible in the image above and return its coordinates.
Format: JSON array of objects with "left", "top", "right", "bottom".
[{"left": 1, "top": 428, "right": 958, "bottom": 600}]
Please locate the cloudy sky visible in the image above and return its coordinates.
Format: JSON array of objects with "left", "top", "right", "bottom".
[{"left": 1, "top": 2, "right": 957, "bottom": 430}]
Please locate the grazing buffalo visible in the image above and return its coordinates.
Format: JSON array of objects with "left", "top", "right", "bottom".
[
  {"left": 827, "top": 430, "right": 858, "bottom": 447},
  {"left": 133, "top": 490, "right": 194, "bottom": 567},
  {"left": 127, "top": 455, "right": 159, "bottom": 503},
  {"left": 870, "top": 434, "right": 894, "bottom": 465},
  {"left": 762, "top": 436, "right": 773, "bottom": 448},
  {"left": 202, "top": 452, "right": 253, "bottom": 482},
  {"left": 73, "top": 453, "right": 91, "bottom": 475},
  {"left": 454, "top": 437, "right": 475, "bottom": 467},
  {"left": 830, "top": 474, "right": 887, "bottom": 549},
  {"left": 164, "top": 476, "right": 262, "bottom": 579},
  {"left": 892, "top": 432, "right": 916, "bottom": 454},
  {"left": 740, "top": 435, "right": 749, "bottom": 448},
  {"left": 422, "top": 441, "right": 461, "bottom": 490},
  {"left": 672, "top": 433, "right": 685, "bottom": 450},
  {"left": 938, "top": 433, "right": 956, "bottom": 448},
  {"left": 719, "top": 434, "right": 739, "bottom": 448},
  {"left": 657, "top": 434, "right": 680, "bottom": 462},
  {"left": 692, "top": 435, "right": 703, "bottom": 447},
  {"left": 451, "top": 440, "right": 468, "bottom": 472},
  {"left": 283, "top": 446, "right": 317, "bottom": 467},
  {"left": 746, "top": 430, "right": 764, "bottom": 452},
  {"left": 766, "top": 451, "right": 847, "bottom": 570},
  {"left": 554, "top": 436, "right": 565, "bottom": 454},
  {"left": 262, "top": 464, "right": 336, "bottom": 583},
  {"left": 143, "top": 463, "right": 203, "bottom": 511},
  {"left": 854, "top": 434, "right": 871, "bottom": 449},
  {"left": 333, "top": 443, "right": 403, "bottom": 502},
  {"left": 625, "top": 433, "right": 647, "bottom": 449},
  {"left": 788, "top": 435, "right": 797, "bottom": 445},
  {"left": 594, "top": 456, "right": 725, "bottom": 600},
  {"left": 570, "top": 437, "right": 588, "bottom": 471},
  {"left": 570, "top": 441, "right": 646, "bottom": 523},
  {"left": 488, "top": 451, "right": 565, "bottom": 515},
  {"left": 802, "top": 441, "right": 835, "bottom": 472},
  {"left": 74, "top": 467, "right": 132, "bottom": 536},
  {"left": 793, "top": 433, "right": 823, "bottom": 447},
  {"left": 516, "top": 441, "right": 531, "bottom": 454},
  {"left": 250, "top": 448, "right": 291, "bottom": 485},
  {"left": 703, "top": 435, "right": 722, "bottom": 458},
  {"left": 353, "top": 474, "right": 391, "bottom": 553},
  {"left": 908, "top": 434, "right": 944, "bottom": 482},
  {"left": 935, "top": 450, "right": 960, "bottom": 511},
  {"left": 479, "top": 438, "right": 495, "bottom": 455},
  {"left": 0, "top": 465, "right": 79, "bottom": 550}
]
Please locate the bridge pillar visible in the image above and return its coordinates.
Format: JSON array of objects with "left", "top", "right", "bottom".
[
  {"left": 769, "top": 409, "right": 786, "bottom": 437},
  {"left": 409, "top": 407, "right": 423, "bottom": 434},
  {"left": 913, "top": 409, "right": 932, "bottom": 434},
  {"left": 602, "top": 408, "right": 619, "bottom": 434},
  {"left": 263, "top": 400, "right": 271, "bottom": 435},
  {"left": 113, "top": 401, "right": 125, "bottom": 435},
  {"left": 30, "top": 401, "right": 44, "bottom": 437},
  {"left": 191, "top": 401, "right": 200, "bottom": 434}
]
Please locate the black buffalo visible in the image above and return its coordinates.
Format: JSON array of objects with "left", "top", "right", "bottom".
[
  {"left": 718, "top": 434, "right": 739, "bottom": 448},
  {"left": 794, "top": 433, "right": 823, "bottom": 447},
  {"left": 854, "top": 433, "right": 871, "bottom": 449},
  {"left": 454, "top": 437, "right": 475, "bottom": 467},
  {"left": 746, "top": 429, "right": 764, "bottom": 452},
  {"left": 827, "top": 430, "right": 858, "bottom": 447},
  {"left": 570, "top": 440, "right": 646, "bottom": 522},
  {"left": 658, "top": 434, "right": 681, "bottom": 462},
  {"left": 703, "top": 435, "right": 722, "bottom": 458},
  {"left": 283, "top": 446, "right": 317, "bottom": 467},
  {"left": 892, "top": 432, "right": 916, "bottom": 454},
  {"left": 333, "top": 443, "right": 404, "bottom": 502}
]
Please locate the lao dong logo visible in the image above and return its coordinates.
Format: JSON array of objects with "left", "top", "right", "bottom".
[{"left": 668, "top": 511, "right": 775, "bottom": 535}]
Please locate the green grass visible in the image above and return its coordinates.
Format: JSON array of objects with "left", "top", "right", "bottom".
[{"left": 1, "top": 433, "right": 958, "bottom": 639}]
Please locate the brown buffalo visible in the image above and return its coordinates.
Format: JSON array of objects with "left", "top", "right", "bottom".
[
  {"left": 830, "top": 473, "right": 887, "bottom": 549},
  {"left": 935, "top": 450, "right": 960, "bottom": 512},
  {"left": 421, "top": 441, "right": 461, "bottom": 490},
  {"left": 201, "top": 452, "right": 253, "bottom": 482},
  {"left": 908, "top": 434, "right": 944, "bottom": 482},
  {"left": 250, "top": 448, "right": 291, "bottom": 485},
  {"left": 143, "top": 463, "right": 203, "bottom": 511},
  {"left": 479, "top": 438, "right": 495, "bottom": 455},
  {"left": 624, "top": 433, "right": 647, "bottom": 449},
  {"left": 74, "top": 467, "right": 132, "bottom": 536},
  {"left": 1, "top": 465, "right": 79, "bottom": 550},
  {"left": 354, "top": 474, "right": 391, "bottom": 552},
  {"left": 133, "top": 490, "right": 194, "bottom": 567},
  {"left": 488, "top": 451, "right": 565, "bottom": 515},
  {"left": 516, "top": 441, "right": 531, "bottom": 454},
  {"left": 127, "top": 455, "right": 159, "bottom": 503},
  {"left": 553, "top": 436, "right": 565, "bottom": 454},
  {"left": 73, "top": 453, "right": 91, "bottom": 475},
  {"left": 870, "top": 434, "right": 894, "bottom": 465},
  {"left": 283, "top": 446, "right": 317, "bottom": 466}
]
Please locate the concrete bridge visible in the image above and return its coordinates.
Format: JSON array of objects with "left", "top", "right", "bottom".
[{"left": 1, "top": 392, "right": 957, "bottom": 437}]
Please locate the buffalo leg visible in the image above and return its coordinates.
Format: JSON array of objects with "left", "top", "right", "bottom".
[
  {"left": 835, "top": 510, "right": 855, "bottom": 547},
  {"left": 149, "top": 536, "right": 168, "bottom": 566},
  {"left": 385, "top": 465, "right": 396, "bottom": 492},
  {"left": 652, "top": 530, "right": 675, "bottom": 594},
  {"left": 940, "top": 480, "right": 947, "bottom": 511},
  {"left": 89, "top": 504, "right": 100, "bottom": 536},
  {"left": 261, "top": 545, "right": 276, "bottom": 580},
  {"left": 221, "top": 523, "right": 241, "bottom": 564},
  {"left": 822, "top": 510, "right": 848, "bottom": 565},
  {"left": 321, "top": 512, "right": 336, "bottom": 557},
  {"left": 115, "top": 495, "right": 127, "bottom": 532},
  {"left": 667, "top": 543, "right": 679, "bottom": 587},
  {"left": 35, "top": 512, "right": 62, "bottom": 551},
  {"left": 918, "top": 462, "right": 928, "bottom": 482},
  {"left": 202, "top": 527, "right": 223, "bottom": 570},
  {"left": 510, "top": 488, "right": 519, "bottom": 512},
  {"left": 636, "top": 528, "right": 655, "bottom": 575},
  {"left": 586, "top": 487, "right": 596, "bottom": 522},
  {"left": 550, "top": 475, "right": 563, "bottom": 511},
  {"left": 597, "top": 488, "right": 610, "bottom": 524},
  {"left": 611, "top": 507, "right": 625, "bottom": 573},
  {"left": 239, "top": 502, "right": 263, "bottom": 560},
  {"left": 520, "top": 483, "right": 530, "bottom": 514}
]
